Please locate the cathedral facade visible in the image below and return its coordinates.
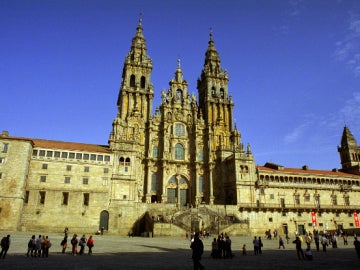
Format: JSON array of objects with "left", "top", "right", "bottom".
[{"left": 1, "top": 20, "right": 359, "bottom": 236}]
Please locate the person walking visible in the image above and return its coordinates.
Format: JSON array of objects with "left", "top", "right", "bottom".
[
  {"left": 87, "top": 235, "right": 94, "bottom": 255},
  {"left": 0, "top": 235, "right": 11, "bottom": 259},
  {"left": 190, "top": 232, "right": 204, "bottom": 270},
  {"left": 61, "top": 236, "right": 68, "bottom": 254},
  {"left": 293, "top": 236, "right": 305, "bottom": 260},
  {"left": 279, "top": 236, "right": 285, "bottom": 249},
  {"left": 79, "top": 234, "right": 87, "bottom": 255}
]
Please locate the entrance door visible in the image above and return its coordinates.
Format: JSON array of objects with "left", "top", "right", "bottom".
[{"left": 99, "top": 210, "right": 109, "bottom": 230}]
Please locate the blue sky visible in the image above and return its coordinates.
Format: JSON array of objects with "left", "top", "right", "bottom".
[{"left": 1, "top": 0, "right": 360, "bottom": 170}]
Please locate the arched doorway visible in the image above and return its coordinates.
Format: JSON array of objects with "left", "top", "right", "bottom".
[
  {"left": 99, "top": 210, "right": 109, "bottom": 230},
  {"left": 166, "top": 175, "right": 189, "bottom": 206}
]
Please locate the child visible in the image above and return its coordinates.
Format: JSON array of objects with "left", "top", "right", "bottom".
[{"left": 242, "top": 244, "right": 247, "bottom": 256}]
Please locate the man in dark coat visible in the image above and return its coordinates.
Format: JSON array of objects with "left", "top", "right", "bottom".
[{"left": 190, "top": 232, "right": 204, "bottom": 270}]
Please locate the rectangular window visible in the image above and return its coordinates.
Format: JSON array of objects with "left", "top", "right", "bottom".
[
  {"left": 24, "top": 191, "right": 29, "bottom": 203},
  {"left": 66, "top": 165, "right": 71, "bottom": 171},
  {"left": 84, "top": 166, "right": 89, "bottom": 172},
  {"left": 270, "top": 194, "right": 275, "bottom": 200},
  {"left": 198, "top": 150, "right": 203, "bottom": 161},
  {"left": 2, "top": 143, "right": 9, "bottom": 153},
  {"left": 97, "top": 155, "right": 103, "bottom": 161},
  {"left": 62, "top": 192, "right": 69, "bottom": 205},
  {"left": 295, "top": 194, "right": 300, "bottom": 205},
  {"left": 69, "top": 152, "right": 75, "bottom": 159},
  {"left": 83, "top": 153, "right": 89, "bottom": 160},
  {"left": 151, "top": 174, "right": 157, "bottom": 191},
  {"left": 280, "top": 198, "right": 285, "bottom": 208},
  {"left": 83, "top": 193, "right": 90, "bottom": 206},
  {"left": 42, "top": 163, "right": 48, "bottom": 169},
  {"left": 153, "top": 146, "right": 158, "bottom": 158},
  {"left": 305, "top": 194, "right": 310, "bottom": 201},
  {"left": 54, "top": 151, "right": 61, "bottom": 158},
  {"left": 39, "top": 150, "right": 45, "bottom": 157},
  {"left": 61, "top": 152, "right": 68, "bottom": 158},
  {"left": 104, "top": 168, "right": 109, "bottom": 174},
  {"left": 198, "top": 176, "right": 204, "bottom": 193},
  {"left": 32, "top": 150, "right": 38, "bottom": 156},
  {"left": 90, "top": 154, "right": 96, "bottom": 161},
  {"left": 344, "top": 196, "right": 350, "bottom": 206},
  {"left": 39, "top": 191, "right": 46, "bottom": 204},
  {"left": 260, "top": 188, "right": 265, "bottom": 195},
  {"left": 83, "top": 178, "right": 88, "bottom": 185},
  {"left": 64, "top": 177, "right": 71, "bottom": 184},
  {"left": 46, "top": 151, "right": 53, "bottom": 157},
  {"left": 332, "top": 195, "right": 337, "bottom": 205},
  {"left": 104, "top": 155, "right": 110, "bottom": 162},
  {"left": 76, "top": 153, "right": 82, "bottom": 159},
  {"left": 40, "top": 175, "right": 46, "bottom": 182},
  {"left": 175, "top": 124, "right": 185, "bottom": 136}
]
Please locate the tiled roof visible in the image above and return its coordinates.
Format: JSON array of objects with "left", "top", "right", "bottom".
[
  {"left": 0, "top": 134, "right": 110, "bottom": 153},
  {"left": 257, "top": 165, "right": 359, "bottom": 178}
]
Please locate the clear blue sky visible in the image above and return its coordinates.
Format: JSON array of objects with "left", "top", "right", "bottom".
[{"left": 1, "top": 0, "right": 360, "bottom": 170}]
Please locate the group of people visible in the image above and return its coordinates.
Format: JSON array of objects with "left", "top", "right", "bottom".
[
  {"left": 61, "top": 228, "right": 94, "bottom": 255},
  {"left": 26, "top": 234, "right": 52, "bottom": 258},
  {"left": 210, "top": 232, "right": 233, "bottom": 259}
]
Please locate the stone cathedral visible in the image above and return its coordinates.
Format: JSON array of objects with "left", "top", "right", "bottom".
[{"left": 1, "top": 20, "right": 359, "bottom": 236}]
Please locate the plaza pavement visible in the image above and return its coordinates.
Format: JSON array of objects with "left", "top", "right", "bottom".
[{"left": 0, "top": 231, "right": 359, "bottom": 270}]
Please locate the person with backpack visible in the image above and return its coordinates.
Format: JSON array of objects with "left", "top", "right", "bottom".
[
  {"left": 0, "top": 235, "right": 11, "bottom": 259},
  {"left": 78, "top": 234, "right": 87, "bottom": 255},
  {"left": 26, "top": 235, "right": 36, "bottom": 257}
]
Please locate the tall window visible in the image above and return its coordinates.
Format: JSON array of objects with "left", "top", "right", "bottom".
[
  {"left": 151, "top": 174, "right": 157, "bottom": 192},
  {"left": 62, "top": 192, "right": 69, "bottom": 205},
  {"left": 294, "top": 194, "right": 300, "bottom": 205},
  {"left": 39, "top": 191, "right": 46, "bottom": 204},
  {"left": 1, "top": 143, "right": 8, "bottom": 153},
  {"left": 175, "top": 124, "right": 185, "bottom": 137},
  {"left": 153, "top": 146, "right": 158, "bottom": 158},
  {"left": 175, "top": 144, "right": 184, "bottom": 160},
  {"left": 344, "top": 195, "right": 350, "bottom": 206},
  {"left": 130, "top": 74, "right": 136, "bottom": 87},
  {"left": 197, "top": 150, "right": 203, "bottom": 161},
  {"left": 331, "top": 195, "right": 337, "bottom": 205},
  {"left": 141, "top": 76, "right": 146, "bottom": 88},
  {"left": 176, "top": 89, "right": 183, "bottom": 101},
  {"left": 198, "top": 176, "right": 204, "bottom": 193},
  {"left": 315, "top": 195, "right": 320, "bottom": 208},
  {"left": 83, "top": 193, "right": 90, "bottom": 206}
]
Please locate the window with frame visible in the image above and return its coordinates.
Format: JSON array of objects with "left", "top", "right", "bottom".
[
  {"left": 104, "top": 155, "right": 110, "bottom": 162},
  {"left": 197, "top": 150, "right": 203, "bottom": 161},
  {"left": 304, "top": 194, "right": 310, "bottom": 202},
  {"left": 39, "top": 150, "right": 45, "bottom": 157},
  {"left": 97, "top": 155, "right": 103, "bottom": 161},
  {"left": 344, "top": 196, "right": 350, "bottom": 206},
  {"left": 64, "top": 177, "right": 71, "bottom": 184},
  {"left": 69, "top": 152, "right": 75, "bottom": 159},
  {"left": 270, "top": 194, "right": 275, "bottom": 200},
  {"left": 315, "top": 195, "right": 320, "bottom": 208},
  {"left": 76, "top": 153, "right": 82, "bottom": 159},
  {"left": 175, "top": 124, "right": 185, "bottom": 137},
  {"left": 153, "top": 146, "right": 158, "bottom": 158},
  {"left": 294, "top": 194, "right": 300, "bottom": 205},
  {"left": 32, "top": 150, "right": 38, "bottom": 156},
  {"left": 39, "top": 191, "right": 46, "bottom": 204},
  {"left": 62, "top": 192, "right": 69, "bottom": 205},
  {"left": 90, "top": 154, "right": 96, "bottom": 161},
  {"left": 42, "top": 163, "right": 48, "bottom": 169},
  {"left": 83, "top": 178, "right": 88, "bottom": 185},
  {"left": 104, "top": 168, "right": 109, "bottom": 174},
  {"left": 2, "top": 143, "right": 9, "bottom": 153},
  {"left": 83, "top": 153, "right": 89, "bottom": 160},
  {"left": 54, "top": 151, "right": 60, "bottom": 158},
  {"left": 46, "top": 151, "right": 53, "bottom": 157},
  {"left": 175, "top": 144, "right": 184, "bottom": 160},
  {"left": 83, "top": 193, "right": 90, "bottom": 206},
  {"left": 61, "top": 152, "right": 68, "bottom": 158},
  {"left": 66, "top": 165, "right": 71, "bottom": 171},
  {"left": 84, "top": 166, "right": 89, "bottom": 172},
  {"left": 40, "top": 175, "right": 46, "bottom": 182}
]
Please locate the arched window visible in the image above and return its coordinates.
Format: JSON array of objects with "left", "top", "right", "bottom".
[
  {"left": 175, "top": 144, "right": 184, "bottom": 160},
  {"left": 141, "top": 76, "right": 146, "bottom": 88},
  {"left": 130, "top": 75, "right": 136, "bottom": 87},
  {"left": 220, "top": 88, "right": 224, "bottom": 98},
  {"left": 211, "top": 87, "right": 216, "bottom": 96},
  {"left": 125, "top": 157, "right": 130, "bottom": 166}
]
